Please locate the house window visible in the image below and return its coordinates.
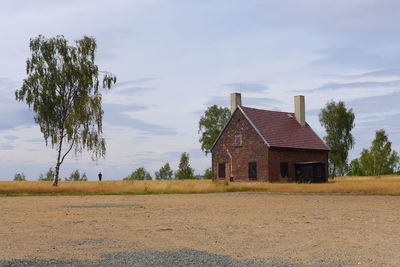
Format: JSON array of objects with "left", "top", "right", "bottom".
[
  {"left": 234, "top": 134, "right": 242, "bottom": 147},
  {"left": 218, "top": 163, "right": 226, "bottom": 178},
  {"left": 280, "top": 162, "right": 289, "bottom": 178},
  {"left": 248, "top": 162, "right": 257, "bottom": 180}
]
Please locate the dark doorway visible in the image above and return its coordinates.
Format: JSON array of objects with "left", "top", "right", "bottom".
[
  {"left": 280, "top": 162, "right": 289, "bottom": 178},
  {"left": 218, "top": 163, "right": 226, "bottom": 178},
  {"left": 294, "top": 162, "right": 326, "bottom": 183},
  {"left": 248, "top": 162, "right": 257, "bottom": 180}
]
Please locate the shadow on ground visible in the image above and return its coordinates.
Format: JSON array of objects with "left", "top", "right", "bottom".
[{"left": 0, "top": 249, "right": 341, "bottom": 267}]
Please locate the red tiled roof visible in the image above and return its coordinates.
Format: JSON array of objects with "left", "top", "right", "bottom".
[{"left": 240, "top": 106, "right": 329, "bottom": 151}]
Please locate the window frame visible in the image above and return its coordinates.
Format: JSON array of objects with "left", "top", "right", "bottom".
[{"left": 234, "top": 134, "right": 242, "bottom": 147}]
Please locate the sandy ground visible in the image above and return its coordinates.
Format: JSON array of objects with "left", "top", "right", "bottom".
[{"left": 0, "top": 193, "right": 399, "bottom": 266}]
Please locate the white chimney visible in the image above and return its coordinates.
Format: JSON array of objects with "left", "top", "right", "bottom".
[
  {"left": 230, "top": 93, "right": 242, "bottom": 114},
  {"left": 294, "top": 95, "right": 305, "bottom": 126}
]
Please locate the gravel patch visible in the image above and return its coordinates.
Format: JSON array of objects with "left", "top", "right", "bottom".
[
  {"left": 61, "top": 204, "right": 143, "bottom": 209},
  {"left": 0, "top": 249, "right": 339, "bottom": 267}
]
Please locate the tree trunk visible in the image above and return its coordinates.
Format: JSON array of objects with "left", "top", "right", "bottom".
[
  {"left": 53, "top": 136, "right": 64, "bottom": 186},
  {"left": 53, "top": 162, "right": 60, "bottom": 186}
]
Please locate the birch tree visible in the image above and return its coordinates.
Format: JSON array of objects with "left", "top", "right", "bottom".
[{"left": 16, "top": 35, "right": 116, "bottom": 185}]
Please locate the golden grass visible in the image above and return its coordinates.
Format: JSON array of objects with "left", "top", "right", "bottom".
[{"left": 1, "top": 175, "right": 400, "bottom": 196}]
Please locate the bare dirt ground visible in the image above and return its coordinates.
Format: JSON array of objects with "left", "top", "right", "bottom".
[{"left": 0, "top": 193, "right": 399, "bottom": 266}]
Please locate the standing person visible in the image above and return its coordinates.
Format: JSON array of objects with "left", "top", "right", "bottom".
[{"left": 98, "top": 172, "right": 102, "bottom": 181}]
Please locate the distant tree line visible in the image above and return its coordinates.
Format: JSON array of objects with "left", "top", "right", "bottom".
[
  {"left": 12, "top": 154, "right": 213, "bottom": 182},
  {"left": 124, "top": 152, "right": 212, "bottom": 180},
  {"left": 12, "top": 169, "right": 89, "bottom": 182}
]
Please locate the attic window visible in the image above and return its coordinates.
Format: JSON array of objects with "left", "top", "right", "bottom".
[{"left": 234, "top": 134, "right": 242, "bottom": 147}]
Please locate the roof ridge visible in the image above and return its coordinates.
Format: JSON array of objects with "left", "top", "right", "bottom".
[{"left": 241, "top": 105, "right": 293, "bottom": 114}]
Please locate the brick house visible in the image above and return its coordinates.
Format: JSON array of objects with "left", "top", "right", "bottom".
[{"left": 211, "top": 93, "right": 329, "bottom": 183}]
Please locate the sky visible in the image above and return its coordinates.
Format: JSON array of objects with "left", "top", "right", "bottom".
[{"left": 0, "top": 0, "right": 399, "bottom": 180}]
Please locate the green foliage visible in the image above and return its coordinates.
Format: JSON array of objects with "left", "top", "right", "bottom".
[
  {"left": 198, "top": 105, "right": 231, "bottom": 155},
  {"left": 357, "top": 129, "right": 399, "bottom": 176},
  {"left": 319, "top": 101, "right": 355, "bottom": 177},
  {"left": 124, "top": 167, "right": 152, "bottom": 180},
  {"left": 38, "top": 168, "right": 55, "bottom": 181},
  {"left": 14, "top": 172, "right": 26, "bottom": 181},
  {"left": 155, "top": 163, "right": 174, "bottom": 180},
  {"left": 203, "top": 167, "right": 213, "bottom": 179},
  {"left": 348, "top": 159, "right": 364, "bottom": 176},
  {"left": 15, "top": 35, "right": 116, "bottom": 185},
  {"left": 175, "top": 152, "right": 195, "bottom": 179},
  {"left": 65, "top": 170, "right": 88, "bottom": 181}
]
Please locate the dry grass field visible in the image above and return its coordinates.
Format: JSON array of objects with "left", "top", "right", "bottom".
[{"left": 1, "top": 174, "right": 400, "bottom": 196}]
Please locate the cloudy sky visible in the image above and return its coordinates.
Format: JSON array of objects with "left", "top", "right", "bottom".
[{"left": 1, "top": 0, "right": 399, "bottom": 180}]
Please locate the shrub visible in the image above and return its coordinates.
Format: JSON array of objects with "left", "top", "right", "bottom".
[
  {"left": 175, "top": 152, "right": 195, "bottom": 179},
  {"left": 65, "top": 170, "right": 88, "bottom": 181},
  {"left": 13, "top": 172, "right": 26, "bottom": 181},
  {"left": 155, "top": 163, "right": 174, "bottom": 180},
  {"left": 124, "top": 167, "right": 152, "bottom": 180},
  {"left": 348, "top": 159, "right": 364, "bottom": 176},
  {"left": 38, "top": 168, "right": 55, "bottom": 181},
  {"left": 203, "top": 167, "right": 213, "bottom": 179}
]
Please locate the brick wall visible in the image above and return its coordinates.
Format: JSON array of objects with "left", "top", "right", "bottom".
[
  {"left": 268, "top": 148, "right": 328, "bottom": 182},
  {"left": 211, "top": 108, "right": 268, "bottom": 181}
]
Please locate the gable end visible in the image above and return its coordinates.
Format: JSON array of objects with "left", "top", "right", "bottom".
[{"left": 210, "top": 106, "right": 269, "bottom": 152}]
